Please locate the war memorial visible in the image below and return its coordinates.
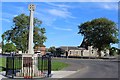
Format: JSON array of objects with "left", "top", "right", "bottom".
[{"left": 5, "top": 4, "right": 51, "bottom": 79}]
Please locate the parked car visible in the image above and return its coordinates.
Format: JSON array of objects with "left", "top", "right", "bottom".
[{"left": 45, "top": 52, "right": 54, "bottom": 57}]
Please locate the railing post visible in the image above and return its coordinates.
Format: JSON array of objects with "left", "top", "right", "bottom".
[
  {"left": 41, "top": 56, "right": 43, "bottom": 73},
  {"left": 12, "top": 54, "right": 14, "bottom": 78},
  {"left": 47, "top": 55, "right": 51, "bottom": 77},
  {"left": 6, "top": 57, "right": 8, "bottom": 76}
]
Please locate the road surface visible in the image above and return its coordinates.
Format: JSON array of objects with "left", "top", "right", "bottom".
[{"left": 52, "top": 58, "right": 119, "bottom": 78}]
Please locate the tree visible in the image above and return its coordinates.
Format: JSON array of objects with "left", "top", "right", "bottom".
[
  {"left": 48, "top": 46, "right": 56, "bottom": 56},
  {"left": 3, "top": 43, "right": 16, "bottom": 53},
  {"left": 1, "top": 34, "right": 5, "bottom": 54},
  {"left": 56, "top": 48, "right": 65, "bottom": 57},
  {"left": 48, "top": 46, "right": 56, "bottom": 53},
  {"left": 78, "top": 18, "right": 119, "bottom": 57},
  {"left": 2, "top": 14, "right": 47, "bottom": 53}
]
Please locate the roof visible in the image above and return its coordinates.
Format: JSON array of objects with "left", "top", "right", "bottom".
[{"left": 59, "top": 46, "right": 86, "bottom": 51}]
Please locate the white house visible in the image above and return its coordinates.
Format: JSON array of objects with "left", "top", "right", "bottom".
[{"left": 59, "top": 46, "right": 109, "bottom": 57}]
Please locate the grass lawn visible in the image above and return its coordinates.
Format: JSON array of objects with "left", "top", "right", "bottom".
[
  {"left": 0, "top": 57, "right": 6, "bottom": 71},
  {"left": 0, "top": 57, "right": 6, "bottom": 67},
  {"left": 0, "top": 57, "right": 69, "bottom": 71},
  {"left": 51, "top": 61, "right": 69, "bottom": 71}
]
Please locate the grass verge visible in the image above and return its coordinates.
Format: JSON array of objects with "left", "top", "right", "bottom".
[{"left": 51, "top": 61, "right": 69, "bottom": 71}]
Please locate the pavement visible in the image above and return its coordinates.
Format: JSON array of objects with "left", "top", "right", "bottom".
[
  {"left": 50, "top": 71, "right": 77, "bottom": 78},
  {"left": 0, "top": 71, "right": 6, "bottom": 80},
  {"left": 0, "top": 71, "right": 78, "bottom": 79},
  {"left": 0, "top": 71, "right": 79, "bottom": 79},
  {"left": 0, "top": 75, "right": 6, "bottom": 80}
]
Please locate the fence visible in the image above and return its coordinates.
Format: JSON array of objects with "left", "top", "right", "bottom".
[{"left": 4, "top": 54, "right": 51, "bottom": 79}]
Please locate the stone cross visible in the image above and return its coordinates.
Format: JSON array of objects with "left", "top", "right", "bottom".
[{"left": 28, "top": 4, "right": 35, "bottom": 54}]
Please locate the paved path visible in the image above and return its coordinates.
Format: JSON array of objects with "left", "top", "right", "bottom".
[
  {"left": 52, "top": 58, "right": 119, "bottom": 78},
  {"left": 0, "top": 71, "right": 6, "bottom": 80},
  {"left": 50, "top": 71, "right": 76, "bottom": 78}
]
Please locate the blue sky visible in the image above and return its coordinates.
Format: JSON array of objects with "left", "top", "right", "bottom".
[{"left": 0, "top": 2, "right": 119, "bottom": 48}]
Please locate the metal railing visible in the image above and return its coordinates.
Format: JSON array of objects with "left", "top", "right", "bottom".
[{"left": 4, "top": 54, "right": 51, "bottom": 79}]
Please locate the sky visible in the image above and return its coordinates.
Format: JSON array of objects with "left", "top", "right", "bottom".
[{"left": 0, "top": 2, "right": 119, "bottom": 48}]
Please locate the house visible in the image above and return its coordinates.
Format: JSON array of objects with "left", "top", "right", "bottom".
[
  {"left": 34, "top": 45, "right": 46, "bottom": 55},
  {"left": 59, "top": 46, "right": 109, "bottom": 57},
  {"left": 59, "top": 46, "right": 85, "bottom": 57}
]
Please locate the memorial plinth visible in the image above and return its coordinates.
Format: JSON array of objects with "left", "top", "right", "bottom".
[{"left": 21, "top": 54, "right": 38, "bottom": 77}]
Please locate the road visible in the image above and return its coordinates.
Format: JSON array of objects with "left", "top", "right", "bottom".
[{"left": 52, "top": 58, "right": 119, "bottom": 78}]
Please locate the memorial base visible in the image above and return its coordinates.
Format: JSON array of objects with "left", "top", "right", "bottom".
[{"left": 20, "top": 54, "right": 40, "bottom": 77}]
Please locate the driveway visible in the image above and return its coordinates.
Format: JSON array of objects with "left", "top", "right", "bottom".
[{"left": 52, "top": 58, "right": 119, "bottom": 78}]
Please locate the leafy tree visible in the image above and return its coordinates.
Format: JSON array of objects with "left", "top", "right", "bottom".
[
  {"left": 1, "top": 34, "right": 5, "bottom": 54},
  {"left": 3, "top": 43, "right": 16, "bottom": 52},
  {"left": 56, "top": 48, "right": 65, "bottom": 57},
  {"left": 78, "top": 18, "right": 119, "bottom": 57},
  {"left": 48, "top": 46, "right": 56, "bottom": 56},
  {"left": 2, "top": 14, "right": 47, "bottom": 53},
  {"left": 48, "top": 46, "right": 56, "bottom": 53}
]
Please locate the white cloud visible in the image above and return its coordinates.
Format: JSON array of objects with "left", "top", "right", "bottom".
[
  {"left": 13, "top": 15, "right": 18, "bottom": 17},
  {"left": 44, "top": 2, "right": 76, "bottom": 19},
  {"left": 48, "top": 9, "right": 75, "bottom": 19},
  {"left": 35, "top": 2, "right": 75, "bottom": 26},
  {"left": 100, "top": 3, "right": 118, "bottom": 10},
  {"left": 53, "top": 26, "right": 72, "bottom": 31},
  {"left": 35, "top": 12, "right": 57, "bottom": 26},
  {"left": 45, "top": 2, "right": 71, "bottom": 8}
]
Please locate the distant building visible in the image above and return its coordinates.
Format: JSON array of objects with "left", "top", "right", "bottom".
[
  {"left": 59, "top": 46, "right": 109, "bottom": 57},
  {"left": 34, "top": 45, "right": 46, "bottom": 55}
]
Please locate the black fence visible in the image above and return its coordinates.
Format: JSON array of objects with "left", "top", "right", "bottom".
[{"left": 4, "top": 54, "right": 51, "bottom": 79}]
